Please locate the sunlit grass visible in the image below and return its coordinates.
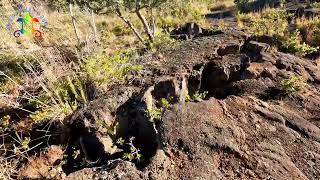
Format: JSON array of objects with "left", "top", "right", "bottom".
[{"left": 296, "top": 17, "right": 320, "bottom": 47}]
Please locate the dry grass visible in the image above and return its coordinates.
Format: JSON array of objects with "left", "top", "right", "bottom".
[
  {"left": 0, "top": 158, "right": 18, "bottom": 179},
  {"left": 0, "top": 0, "right": 217, "bottom": 55},
  {"left": 0, "top": 0, "right": 19, "bottom": 49},
  {"left": 296, "top": 17, "right": 320, "bottom": 47},
  {"left": 209, "top": 0, "right": 235, "bottom": 11},
  {"left": 156, "top": 0, "right": 214, "bottom": 29},
  {"left": 44, "top": 8, "right": 99, "bottom": 48},
  {"left": 236, "top": 8, "right": 319, "bottom": 56},
  {"left": 236, "top": 8, "right": 289, "bottom": 36}
]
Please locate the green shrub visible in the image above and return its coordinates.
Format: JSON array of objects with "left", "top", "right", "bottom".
[
  {"left": 56, "top": 76, "right": 88, "bottom": 109},
  {"left": 0, "top": 115, "right": 10, "bottom": 128},
  {"left": 280, "top": 30, "right": 318, "bottom": 56},
  {"left": 112, "top": 23, "right": 134, "bottom": 36},
  {"left": 236, "top": 8, "right": 290, "bottom": 36},
  {"left": 148, "top": 97, "right": 173, "bottom": 122},
  {"left": 192, "top": 91, "right": 208, "bottom": 102},
  {"left": 0, "top": 53, "right": 34, "bottom": 84},
  {"left": 296, "top": 17, "right": 320, "bottom": 47},
  {"left": 29, "top": 75, "right": 88, "bottom": 122},
  {"left": 185, "top": 91, "right": 208, "bottom": 102},
  {"left": 122, "top": 137, "right": 141, "bottom": 162},
  {"left": 83, "top": 50, "right": 143, "bottom": 84},
  {"left": 149, "top": 106, "right": 163, "bottom": 122},
  {"left": 30, "top": 109, "right": 54, "bottom": 122},
  {"left": 247, "top": 9, "right": 290, "bottom": 36},
  {"left": 311, "top": 2, "right": 320, "bottom": 8},
  {"left": 281, "top": 76, "right": 306, "bottom": 94},
  {"left": 160, "top": 98, "right": 171, "bottom": 108},
  {"left": 157, "top": 0, "right": 209, "bottom": 29},
  {"left": 148, "top": 32, "right": 177, "bottom": 52},
  {"left": 236, "top": 9, "right": 319, "bottom": 56}
]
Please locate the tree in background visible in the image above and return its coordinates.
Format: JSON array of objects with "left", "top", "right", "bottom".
[{"left": 70, "top": 0, "right": 168, "bottom": 43}]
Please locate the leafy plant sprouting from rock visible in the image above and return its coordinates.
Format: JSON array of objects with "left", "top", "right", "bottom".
[
  {"left": 122, "top": 137, "right": 141, "bottom": 162},
  {"left": 281, "top": 76, "right": 306, "bottom": 94},
  {"left": 281, "top": 30, "right": 319, "bottom": 56},
  {"left": 192, "top": 91, "right": 208, "bottom": 102},
  {"left": 160, "top": 97, "right": 171, "bottom": 108},
  {"left": 185, "top": 91, "right": 208, "bottom": 102},
  {"left": 149, "top": 97, "right": 172, "bottom": 121},
  {"left": 97, "top": 119, "right": 118, "bottom": 139},
  {"left": 0, "top": 115, "right": 10, "bottom": 129},
  {"left": 149, "top": 107, "right": 163, "bottom": 121},
  {"left": 10, "top": 132, "right": 32, "bottom": 155}
]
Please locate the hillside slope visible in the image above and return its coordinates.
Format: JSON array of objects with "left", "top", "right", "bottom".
[{"left": 14, "top": 29, "right": 320, "bottom": 179}]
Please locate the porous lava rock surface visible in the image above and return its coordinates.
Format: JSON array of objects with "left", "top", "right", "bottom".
[{"left": 20, "top": 30, "right": 320, "bottom": 180}]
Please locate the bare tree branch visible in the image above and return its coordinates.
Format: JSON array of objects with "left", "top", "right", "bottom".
[{"left": 114, "top": 7, "right": 144, "bottom": 43}]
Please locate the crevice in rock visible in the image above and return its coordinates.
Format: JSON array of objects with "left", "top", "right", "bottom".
[
  {"left": 204, "top": 141, "right": 242, "bottom": 159},
  {"left": 116, "top": 96, "right": 158, "bottom": 169},
  {"left": 259, "top": 87, "right": 287, "bottom": 101},
  {"left": 187, "top": 63, "right": 206, "bottom": 97},
  {"left": 284, "top": 120, "right": 310, "bottom": 139},
  {"left": 198, "top": 55, "right": 248, "bottom": 99},
  {"left": 170, "top": 22, "right": 223, "bottom": 40},
  {"left": 241, "top": 38, "right": 271, "bottom": 62},
  {"left": 61, "top": 117, "right": 109, "bottom": 174},
  {"left": 59, "top": 94, "right": 160, "bottom": 174},
  {"left": 152, "top": 80, "right": 179, "bottom": 103}
]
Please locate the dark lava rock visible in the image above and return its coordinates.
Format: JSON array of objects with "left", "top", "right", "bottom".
[
  {"left": 170, "top": 22, "right": 203, "bottom": 40},
  {"left": 250, "top": 35, "right": 281, "bottom": 47},
  {"left": 217, "top": 42, "right": 241, "bottom": 56},
  {"left": 205, "top": 10, "right": 234, "bottom": 19},
  {"left": 170, "top": 22, "right": 223, "bottom": 40},
  {"left": 245, "top": 41, "right": 270, "bottom": 55},
  {"left": 22, "top": 29, "right": 320, "bottom": 180},
  {"left": 65, "top": 160, "right": 143, "bottom": 180},
  {"left": 159, "top": 96, "right": 319, "bottom": 179}
]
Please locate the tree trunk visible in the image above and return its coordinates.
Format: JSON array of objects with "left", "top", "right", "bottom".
[
  {"left": 69, "top": 3, "right": 81, "bottom": 46},
  {"left": 115, "top": 8, "right": 144, "bottom": 43},
  {"left": 150, "top": 9, "right": 156, "bottom": 37},
  {"left": 136, "top": 10, "right": 154, "bottom": 42},
  {"left": 91, "top": 10, "right": 99, "bottom": 43},
  {"left": 152, "top": 16, "right": 156, "bottom": 37}
]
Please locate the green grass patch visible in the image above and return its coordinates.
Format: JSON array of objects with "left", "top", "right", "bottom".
[{"left": 83, "top": 50, "right": 143, "bottom": 85}]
